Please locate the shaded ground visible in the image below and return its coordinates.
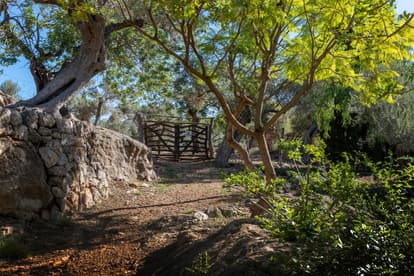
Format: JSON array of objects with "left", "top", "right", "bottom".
[{"left": 0, "top": 160, "right": 280, "bottom": 275}]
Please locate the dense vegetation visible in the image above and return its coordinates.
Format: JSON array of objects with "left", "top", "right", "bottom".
[{"left": 225, "top": 141, "right": 414, "bottom": 275}]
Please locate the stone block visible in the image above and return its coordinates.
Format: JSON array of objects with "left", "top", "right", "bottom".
[
  {"left": 0, "top": 108, "right": 11, "bottom": 126},
  {"left": 12, "top": 125, "right": 28, "bottom": 141},
  {"left": 48, "top": 165, "right": 67, "bottom": 176},
  {"left": 21, "top": 109, "right": 39, "bottom": 129},
  {"left": 56, "top": 118, "right": 74, "bottom": 133},
  {"left": 0, "top": 141, "right": 52, "bottom": 215},
  {"left": 48, "top": 176, "right": 64, "bottom": 187},
  {"left": 39, "top": 147, "right": 59, "bottom": 168},
  {"left": 52, "top": 186, "right": 65, "bottom": 198},
  {"left": 38, "top": 112, "right": 56, "bottom": 128},
  {"left": 10, "top": 110, "right": 22, "bottom": 127},
  {"left": 38, "top": 127, "right": 52, "bottom": 136}
]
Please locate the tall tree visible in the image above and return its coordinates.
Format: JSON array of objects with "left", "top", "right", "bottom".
[{"left": 125, "top": 0, "right": 413, "bottom": 181}]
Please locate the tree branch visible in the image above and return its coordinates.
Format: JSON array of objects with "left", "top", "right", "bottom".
[{"left": 104, "top": 19, "right": 144, "bottom": 38}]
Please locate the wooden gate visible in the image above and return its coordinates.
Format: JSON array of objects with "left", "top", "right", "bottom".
[{"left": 144, "top": 120, "right": 213, "bottom": 161}]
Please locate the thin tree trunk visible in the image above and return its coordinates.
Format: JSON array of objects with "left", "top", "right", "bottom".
[
  {"left": 256, "top": 132, "right": 276, "bottom": 182},
  {"left": 215, "top": 135, "right": 233, "bottom": 167}
]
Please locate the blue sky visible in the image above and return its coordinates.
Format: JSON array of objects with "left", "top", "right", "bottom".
[{"left": 1, "top": 0, "right": 413, "bottom": 99}]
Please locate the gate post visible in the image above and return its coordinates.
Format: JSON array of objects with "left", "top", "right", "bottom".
[
  {"left": 208, "top": 118, "right": 215, "bottom": 158},
  {"left": 174, "top": 124, "right": 180, "bottom": 161}
]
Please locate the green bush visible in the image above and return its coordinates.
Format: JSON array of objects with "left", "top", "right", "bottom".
[
  {"left": 0, "top": 236, "right": 29, "bottom": 259},
  {"left": 225, "top": 140, "right": 414, "bottom": 275}
]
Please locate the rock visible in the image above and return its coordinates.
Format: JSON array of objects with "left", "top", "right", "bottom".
[
  {"left": 0, "top": 92, "right": 16, "bottom": 107},
  {"left": 57, "top": 153, "right": 68, "bottom": 166},
  {"left": 12, "top": 125, "right": 28, "bottom": 140},
  {"left": 21, "top": 109, "right": 39, "bottom": 129},
  {"left": 38, "top": 127, "right": 52, "bottom": 136},
  {"left": 48, "top": 165, "right": 67, "bottom": 176},
  {"left": 52, "top": 186, "right": 65, "bottom": 198},
  {"left": 38, "top": 112, "right": 56, "bottom": 128},
  {"left": 45, "top": 139, "right": 62, "bottom": 153},
  {"left": 1, "top": 226, "right": 11, "bottom": 237},
  {"left": 39, "top": 147, "right": 60, "bottom": 168},
  {"left": 81, "top": 189, "right": 94, "bottom": 209},
  {"left": 0, "top": 126, "right": 14, "bottom": 137},
  {"left": 10, "top": 110, "right": 22, "bottom": 127},
  {"left": 207, "top": 207, "right": 223, "bottom": 218},
  {"left": 48, "top": 176, "right": 64, "bottom": 187},
  {"left": 0, "top": 141, "right": 52, "bottom": 215},
  {"left": 221, "top": 206, "right": 239, "bottom": 218},
  {"left": 193, "top": 211, "right": 209, "bottom": 222},
  {"left": 65, "top": 191, "right": 79, "bottom": 211},
  {"left": 63, "top": 174, "right": 73, "bottom": 189},
  {"left": 51, "top": 131, "right": 61, "bottom": 139},
  {"left": 0, "top": 108, "right": 11, "bottom": 126},
  {"left": 61, "top": 135, "right": 82, "bottom": 146},
  {"left": 56, "top": 118, "right": 74, "bottom": 133},
  {"left": 97, "top": 170, "right": 106, "bottom": 180},
  {"left": 0, "top": 137, "right": 10, "bottom": 155},
  {"left": 27, "top": 127, "right": 42, "bottom": 144}
]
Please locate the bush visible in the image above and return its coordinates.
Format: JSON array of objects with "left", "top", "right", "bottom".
[
  {"left": 0, "top": 236, "right": 29, "bottom": 259},
  {"left": 225, "top": 140, "right": 414, "bottom": 275}
]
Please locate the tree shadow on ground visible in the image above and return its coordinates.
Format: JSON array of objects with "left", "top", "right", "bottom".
[
  {"left": 0, "top": 193, "right": 244, "bottom": 275},
  {"left": 153, "top": 160, "right": 244, "bottom": 185},
  {"left": 136, "top": 217, "right": 287, "bottom": 276}
]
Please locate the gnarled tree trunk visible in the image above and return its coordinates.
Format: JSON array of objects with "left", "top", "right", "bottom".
[
  {"left": 18, "top": 14, "right": 107, "bottom": 115},
  {"left": 215, "top": 107, "right": 253, "bottom": 168}
]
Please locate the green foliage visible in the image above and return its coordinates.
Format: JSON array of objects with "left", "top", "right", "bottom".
[
  {"left": 365, "top": 90, "right": 414, "bottom": 155},
  {"left": 0, "top": 1, "right": 80, "bottom": 72},
  {"left": 185, "top": 251, "right": 212, "bottom": 275},
  {"left": 225, "top": 141, "right": 414, "bottom": 275},
  {"left": 0, "top": 236, "right": 29, "bottom": 259},
  {"left": 0, "top": 79, "right": 20, "bottom": 99},
  {"left": 291, "top": 82, "right": 355, "bottom": 138}
]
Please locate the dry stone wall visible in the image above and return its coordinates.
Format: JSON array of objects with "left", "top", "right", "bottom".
[{"left": 0, "top": 106, "right": 156, "bottom": 220}]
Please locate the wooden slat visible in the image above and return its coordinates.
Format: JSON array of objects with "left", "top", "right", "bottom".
[{"left": 144, "top": 120, "right": 212, "bottom": 161}]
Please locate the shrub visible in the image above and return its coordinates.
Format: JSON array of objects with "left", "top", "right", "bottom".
[
  {"left": 0, "top": 236, "right": 30, "bottom": 259},
  {"left": 225, "top": 140, "right": 414, "bottom": 275}
]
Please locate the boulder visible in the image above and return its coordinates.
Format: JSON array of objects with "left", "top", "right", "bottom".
[
  {"left": 0, "top": 91, "right": 16, "bottom": 107},
  {"left": 0, "top": 140, "right": 52, "bottom": 216}
]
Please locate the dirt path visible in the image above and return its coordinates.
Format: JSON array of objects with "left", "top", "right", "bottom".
[{"left": 1, "top": 161, "right": 275, "bottom": 275}]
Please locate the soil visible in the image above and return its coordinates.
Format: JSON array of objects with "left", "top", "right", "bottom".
[{"left": 0, "top": 160, "right": 281, "bottom": 275}]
